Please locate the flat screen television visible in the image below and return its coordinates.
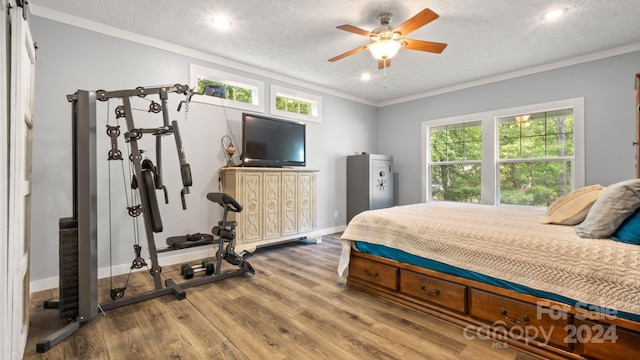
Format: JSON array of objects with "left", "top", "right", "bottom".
[{"left": 240, "top": 113, "right": 306, "bottom": 167}]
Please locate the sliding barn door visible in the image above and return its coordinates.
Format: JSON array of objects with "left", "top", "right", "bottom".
[
  {"left": 7, "top": 1, "right": 36, "bottom": 358},
  {"left": 0, "top": 0, "right": 11, "bottom": 356}
]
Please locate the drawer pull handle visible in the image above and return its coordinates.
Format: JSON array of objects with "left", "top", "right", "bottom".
[
  {"left": 501, "top": 308, "right": 529, "bottom": 324},
  {"left": 420, "top": 284, "right": 440, "bottom": 296},
  {"left": 364, "top": 268, "right": 379, "bottom": 278}
]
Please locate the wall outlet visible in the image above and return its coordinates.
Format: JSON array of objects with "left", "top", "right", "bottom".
[{"left": 334, "top": 210, "right": 339, "bottom": 218}]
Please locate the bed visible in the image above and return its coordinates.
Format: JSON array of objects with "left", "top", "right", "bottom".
[{"left": 339, "top": 200, "right": 640, "bottom": 360}]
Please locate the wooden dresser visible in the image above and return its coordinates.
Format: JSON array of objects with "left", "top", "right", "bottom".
[{"left": 220, "top": 167, "right": 320, "bottom": 252}]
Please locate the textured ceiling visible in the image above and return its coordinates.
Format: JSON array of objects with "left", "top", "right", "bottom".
[{"left": 29, "top": 0, "right": 640, "bottom": 105}]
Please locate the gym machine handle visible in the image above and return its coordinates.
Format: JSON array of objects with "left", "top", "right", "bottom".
[
  {"left": 207, "top": 193, "right": 243, "bottom": 212},
  {"left": 172, "top": 120, "right": 192, "bottom": 210}
]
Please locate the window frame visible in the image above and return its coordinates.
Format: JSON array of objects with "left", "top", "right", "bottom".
[
  {"left": 270, "top": 84, "right": 322, "bottom": 123},
  {"left": 189, "top": 64, "right": 264, "bottom": 113},
  {"left": 422, "top": 97, "right": 585, "bottom": 205}
]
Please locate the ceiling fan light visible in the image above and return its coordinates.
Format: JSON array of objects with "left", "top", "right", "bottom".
[
  {"left": 360, "top": 72, "right": 372, "bottom": 81},
  {"left": 368, "top": 40, "right": 402, "bottom": 60},
  {"left": 543, "top": 8, "right": 566, "bottom": 21},
  {"left": 211, "top": 15, "right": 232, "bottom": 30}
]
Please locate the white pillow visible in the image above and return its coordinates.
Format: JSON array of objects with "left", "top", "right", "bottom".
[{"left": 542, "top": 185, "right": 605, "bottom": 225}]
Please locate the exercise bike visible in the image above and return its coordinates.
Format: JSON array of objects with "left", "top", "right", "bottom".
[{"left": 178, "top": 192, "right": 255, "bottom": 289}]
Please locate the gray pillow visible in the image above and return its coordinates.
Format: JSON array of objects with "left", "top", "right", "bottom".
[{"left": 575, "top": 179, "right": 640, "bottom": 238}]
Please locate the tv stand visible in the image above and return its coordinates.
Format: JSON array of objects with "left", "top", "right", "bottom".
[{"left": 220, "top": 167, "right": 320, "bottom": 252}]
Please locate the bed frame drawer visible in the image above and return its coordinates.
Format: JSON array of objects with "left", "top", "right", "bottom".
[
  {"left": 349, "top": 256, "right": 398, "bottom": 290},
  {"left": 399, "top": 269, "right": 467, "bottom": 313},
  {"left": 469, "top": 289, "right": 570, "bottom": 350},
  {"left": 577, "top": 320, "right": 640, "bottom": 360}
]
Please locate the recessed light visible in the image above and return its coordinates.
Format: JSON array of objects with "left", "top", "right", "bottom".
[
  {"left": 211, "top": 15, "right": 232, "bottom": 30},
  {"left": 543, "top": 8, "right": 566, "bottom": 21},
  {"left": 360, "top": 73, "right": 372, "bottom": 81}
]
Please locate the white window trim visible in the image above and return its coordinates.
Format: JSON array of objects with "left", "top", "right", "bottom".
[
  {"left": 189, "top": 64, "right": 264, "bottom": 113},
  {"left": 270, "top": 84, "right": 323, "bottom": 123},
  {"left": 422, "top": 97, "right": 585, "bottom": 204}
]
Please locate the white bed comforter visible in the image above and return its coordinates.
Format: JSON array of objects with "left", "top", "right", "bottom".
[{"left": 339, "top": 202, "right": 640, "bottom": 316}]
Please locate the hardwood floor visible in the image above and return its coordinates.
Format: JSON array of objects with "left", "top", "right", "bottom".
[{"left": 24, "top": 234, "right": 538, "bottom": 360}]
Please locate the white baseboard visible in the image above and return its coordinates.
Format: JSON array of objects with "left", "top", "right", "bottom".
[
  {"left": 29, "top": 226, "right": 346, "bottom": 293},
  {"left": 29, "top": 246, "right": 215, "bottom": 293},
  {"left": 319, "top": 225, "right": 346, "bottom": 235}
]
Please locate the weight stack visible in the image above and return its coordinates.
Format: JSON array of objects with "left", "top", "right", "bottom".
[{"left": 58, "top": 217, "right": 79, "bottom": 319}]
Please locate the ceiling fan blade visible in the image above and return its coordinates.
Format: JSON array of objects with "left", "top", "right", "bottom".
[
  {"left": 393, "top": 8, "right": 439, "bottom": 37},
  {"left": 402, "top": 39, "right": 447, "bottom": 53},
  {"left": 328, "top": 44, "right": 368, "bottom": 62},
  {"left": 336, "top": 24, "right": 373, "bottom": 37},
  {"left": 378, "top": 59, "right": 391, "bottom": 70}
]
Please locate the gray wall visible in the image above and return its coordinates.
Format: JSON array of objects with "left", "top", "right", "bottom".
[
  {"left": 29, "top": 17, "right": 378, "bottom": 285},
  {"left": 379, "top": 51, "right": 640, "bottom": 205}
]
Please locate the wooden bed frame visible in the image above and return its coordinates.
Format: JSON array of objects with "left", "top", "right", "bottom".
[{"left": 347, "top": 249, "right": 640, "bottom": 360}]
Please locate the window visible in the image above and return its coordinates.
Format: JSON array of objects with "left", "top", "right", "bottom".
[
  {"left": 270, "top": 85, "right": 322, "bottom": 123},
  {"left": 276, "top": 96, "right": 313, "bottom": 115},
  {"left": 430, "top": 121, "right": 483, "bottom": 202},
  {"left": 498, "top": 109, "right": 574, "bottom": 206},
  {"left": 189, "top": 64, "right": 264, "bottom": 113},
  {"left": 199, "top": 80, "right": 253, "bottom": 103},
  {"left": 423, "top": 98, "right": 584, "bottom": 206}
]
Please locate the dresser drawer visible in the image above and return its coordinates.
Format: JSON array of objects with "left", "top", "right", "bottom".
[
  {"left": 349, "top": 256, "right": 398, "bottom": 290},
  {"left": 469, "top": 289, "right": 570, "bottom": 349},
  {"left": 399, "top": 270, "right": 467, "bottom": 313},
  {"left": 577, "top": 320, "right": 640, "bottom": 360}
]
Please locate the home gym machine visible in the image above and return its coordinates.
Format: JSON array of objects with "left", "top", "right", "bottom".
[{"left": 36, "top": 84, "right": 254, "bottom": 353}]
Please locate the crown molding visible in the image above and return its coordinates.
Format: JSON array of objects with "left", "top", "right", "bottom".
[{"left": 30, "top": 4, "right": 377, "bottom": 107}]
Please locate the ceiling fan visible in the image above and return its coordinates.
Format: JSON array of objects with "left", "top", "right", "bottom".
[{"left": 328, "top": 8, "right": 447, "bottom": 69}]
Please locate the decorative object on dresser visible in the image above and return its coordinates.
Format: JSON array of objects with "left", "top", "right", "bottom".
[
  {"left": 220, "top": 167, "right": 320, "bottom": 252},
  {"left": 220, "top": 134, "right": 237, "bottom": 167}
]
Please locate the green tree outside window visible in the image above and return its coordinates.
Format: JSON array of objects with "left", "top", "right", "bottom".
[
  {"left": 276, "top": 95, "right": 312, "bottom": 115},
  {"left": 430, "top": 122, "right": 482, "bottom": 202},
  {"left": 197, "top": 78, "right": 253, "bottom": 104},
  {"left": 497, "top": 111, "right": 573, "bottom": 206}
]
